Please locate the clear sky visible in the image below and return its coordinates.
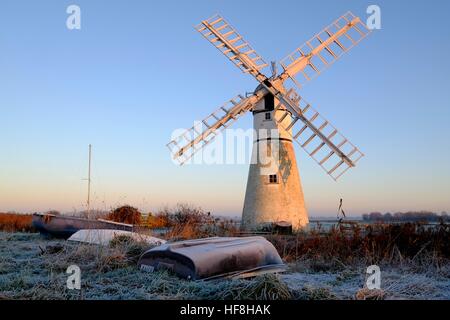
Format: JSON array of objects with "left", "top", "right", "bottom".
[{"left": 1, "top": 0, "right": 449, "bottom": 217}]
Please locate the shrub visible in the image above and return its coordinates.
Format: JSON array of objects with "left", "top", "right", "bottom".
[
  {"left": 144, "top": 214, "right": 169, "bottom": 229},
  {"left": 153, "top": 204, "right": 216, "bottom": 240},
  {"left": 107, "top": 205, "right": 142, "bottom": 225}
]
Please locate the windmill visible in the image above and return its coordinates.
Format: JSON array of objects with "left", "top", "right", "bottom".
[{"left": 167, "top": 12, "right": 371, "bottom": 230}]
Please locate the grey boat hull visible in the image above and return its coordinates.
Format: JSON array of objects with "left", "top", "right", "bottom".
[
  {"left": 138, "top": 236, "right": 286, "bottom": 280},
  {"left": 32, "top": 213, "right": 133, "bottom": 239}
]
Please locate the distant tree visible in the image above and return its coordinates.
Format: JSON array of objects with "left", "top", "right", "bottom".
[
  {"left": 393, "top": 212, "right": 403, "bottom": 221},
  {"left": 362, "top": 211, "right": 443, "bottom": 222},
  {"left": 384, "top": 212, "right": 392, "bottom": 221},
  {"left": 369, "top": 212, "right": 383, "bottom": 221}
]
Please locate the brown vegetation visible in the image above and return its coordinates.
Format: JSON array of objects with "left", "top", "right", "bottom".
[
  {"left": 147, "top": 203, "right": 239, "bottom": 240},
  {"left": 0, "top": 213, "right": 34, "bottom": 232},
  {"left": 268, "top": 222, "right": 450, "bottom": 269},
  {"left": 107, "top": 205, "right": 142, "bottom": 225}
]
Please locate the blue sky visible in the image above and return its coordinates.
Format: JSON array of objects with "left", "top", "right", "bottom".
[{"left": 1, "top": 0, "right": 449, "bottom": 217}]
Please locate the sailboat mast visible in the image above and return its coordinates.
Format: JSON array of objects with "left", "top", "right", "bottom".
[{"left": 87, "top": 144, "right": 92, "bottom": 218}]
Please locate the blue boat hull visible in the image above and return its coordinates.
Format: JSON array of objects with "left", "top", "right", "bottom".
[{"left": 32, "top": 213, "right": 133, "bottom": 239}]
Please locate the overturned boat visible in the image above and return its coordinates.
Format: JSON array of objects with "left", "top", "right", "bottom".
[
  {"left": 68, "top": 229, "right": 166, "bottom": 246},
  {"left": 32, "top": 212, "right": 133, "bottom": 239},
  {"left": 138, "top": 236, "right": 286, "bottom": 280}
]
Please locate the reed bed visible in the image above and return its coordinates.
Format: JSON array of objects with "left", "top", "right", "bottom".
[
  {"left": 0, "top": 213, "right": 34, "bottom": 232},
  {"left": 267, "top": 222, "right": 449, "bottom": 269}
]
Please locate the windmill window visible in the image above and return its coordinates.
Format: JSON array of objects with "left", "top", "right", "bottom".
[
  {"left": 265, "top": 112, "right": 271, "bottom": 120},
  {"left": 269, "top": 174, "right": 278, "bottom": 184},
  {"left": 264, "top": 93, "right": 275, "bottom": 111}
]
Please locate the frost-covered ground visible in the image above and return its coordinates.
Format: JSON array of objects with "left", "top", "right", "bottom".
[{"left": 0, "top": 232, "right": 448, "bottom": 300}]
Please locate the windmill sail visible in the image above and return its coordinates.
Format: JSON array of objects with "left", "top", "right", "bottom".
[
  {"left": 274, "top": 89, "right": 364, "bottom": 180},
  {"left": 167, "top": 93, "right": 262, "bottom": 165},
  {"left": 279, "top": 12, "right": 371, "bottom": 89},
  {"left": 172, "top": 13, "right": 368, "bottom": 181},
  {"left": 196, "top": 14, "right": 268, "bottom": 78}
]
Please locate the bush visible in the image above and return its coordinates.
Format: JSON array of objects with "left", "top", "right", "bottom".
[
  {"left": 150, "top": 204, "right": 216, "bottom": 240},
  {"left": 142, "top": 204, "right": 239, "bottom": 240},
  {"left": 144, "top": 214, "right": 169, "bottom": 229},
  {"left": 107, "top": 205, "right": 142, "bottom": 225}
]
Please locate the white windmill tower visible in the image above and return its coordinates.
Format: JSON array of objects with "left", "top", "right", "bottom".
[{"left": 167, "top": 12, "right": 371, "bottom": 230}]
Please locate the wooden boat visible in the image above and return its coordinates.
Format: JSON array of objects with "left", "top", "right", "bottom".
[
  {"left": 32, "top": 213, "right": 133, "bottom": 239},
  {"left": 138, "top": 236, "right": 286, "bottom": 280}
]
